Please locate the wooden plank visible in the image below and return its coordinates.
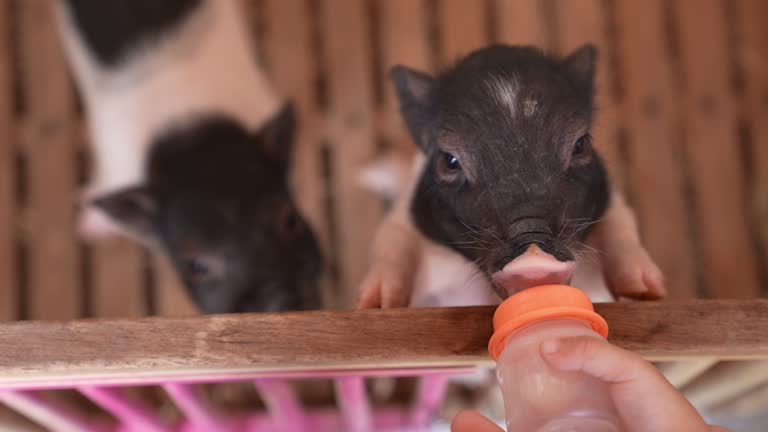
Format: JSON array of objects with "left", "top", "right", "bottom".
[
  {"left": 438, "top": 0, "right": 489, "bottom": 66},
  {"left": 0, "top": 0, "right": 15, "bottom": 321},
  {"left": 682, "top": 360, "right": 768, "bottom": 410},
  {"left": 494, "top": 0, "right": 546, "bottom": 48},
  {"left": 555, "top": 0, "right": 621, "bottom": 186},
  {"left": 153, "top": 255, "right": 198, "bottom": 317},
  {"left": 673, "top": 0, "right": 760, "bottom": 298},
  {"left": 18, "top": 0, "right": 81, "bottom": 319},
  {"left": 614, "top": 0, "right": 697, "bottom": 299},
  {"left": 261, "top": 0, "right": 333, "bottom": 306},
  {"left": 90, "top": 239, "right": 145, "bottom": 318},
  {"left": 736, "top": 0, "right": 768, "bottom": 282},
  {"left": 0, "top": 300, "right": 766, "bottom": 387},
  {"left": 321, "top": 0, "right": 382, "bottom": 306}
]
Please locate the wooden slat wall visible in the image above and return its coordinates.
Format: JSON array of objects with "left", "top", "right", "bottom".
[
  {"left": 614, "top": 0, "right": 698, "bottom": 299},
  {"left": 2, "top": 0, "right": 763, "bottom": 315},
  {"left": 261, "top": 0, "right": 333, "bottom": 305},
  {"left": 494, "top": 0, "right": 547, "bottom": 47},
  {"left": 674, "top": 0, "right": 760, "bottom": 299},
  {"left": 555, "top": 0, "right": 620, "bottom": 184},
  {"left": 378, "top": 0, "right": 432, "bottom": 151},
  {"left": 321, "top": 0, "right": 382, "bottom": 307},
  {"left": 17, "top": 0, "right": 81, "bottom": 320},
  {"left": 0, "top": 0, "right": 15, "bottom": 322},
  {"left": 737, "top": 0, "right": 768, "bottom": 287},
  {"left": 438, "top": 0, "right": 489, "bottom": 65},
  {"left": 90, "top": 240, "right": 145, "bottom": 318}
]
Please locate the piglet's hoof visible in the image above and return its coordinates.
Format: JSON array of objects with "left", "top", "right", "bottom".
[
  {"left": 603, "top": 245, "right": 666, "bottom": 300},
  {"left": 357, "top": 266, "right": 412, "bottom": 309}
]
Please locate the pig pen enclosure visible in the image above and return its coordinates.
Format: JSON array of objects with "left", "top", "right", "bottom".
[{"left": 1, "top": 0, "right": 768, "bottom": 430}]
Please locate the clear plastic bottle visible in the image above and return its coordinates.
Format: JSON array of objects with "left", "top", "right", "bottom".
[{"left": 488, "top": 285, "right": 624, "bottom": 432}]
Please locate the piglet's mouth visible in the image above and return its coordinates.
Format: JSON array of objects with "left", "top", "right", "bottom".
[{"left": 491, "top": 244, "right": 576, "bottom": 297}]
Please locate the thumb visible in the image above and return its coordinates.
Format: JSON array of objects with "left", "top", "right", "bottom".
[
  {"left": 540, "top": 336, "right": 651, "bottom": 384},
  {"left": 541, "top": 336, "right": 709, "bottom": 432}
]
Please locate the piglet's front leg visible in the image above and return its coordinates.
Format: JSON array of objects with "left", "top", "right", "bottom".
[
  {"left": 358, "top": 214, "right": 422, "bottom": 308},
  {"left": 587, "top": 190, "right": 667, "bottom": 300}
]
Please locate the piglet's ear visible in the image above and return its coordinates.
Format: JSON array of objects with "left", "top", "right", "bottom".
[
  {"left": 390, "top": 66, "right": 435, "bottom": 152},
  {"left": 260, "top": 102, "right": 296, "bottom": 167},
  {"left": 562, "top": 44, "right": 597, "bottom": 94},
  {"left": 91, "top": 186, "right": 157, "bottom": 240}
]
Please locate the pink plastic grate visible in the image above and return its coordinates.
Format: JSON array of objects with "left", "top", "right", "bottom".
[{"left": 0, "top": 369, "right": 469, "bottom": 431}]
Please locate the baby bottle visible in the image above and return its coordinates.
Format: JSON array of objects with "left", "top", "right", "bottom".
[{"left": 488, "top": 284, "right": 623, "bottom": 432}]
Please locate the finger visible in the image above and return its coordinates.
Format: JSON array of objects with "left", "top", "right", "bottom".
[
  {"left": 357, "top": 277, "right": 382, "bottom": 309},
  {"left": 541, "top": 337, "right": 709, "bottom": 432},
  {"left": 708, "top": 426, "right": 734, "bottom": 432},
  {"left": 451, "top": 410, "right": 503, "bottom": 432},
  {"left": 540, "top": 336, "right": 651, "bottom": 383}
]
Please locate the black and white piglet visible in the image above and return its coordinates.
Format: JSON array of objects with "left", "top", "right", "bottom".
[
  {"left": 360, "top": 45, "right": 665, "bottom": 308},
  {"left": 55, "top": 0, "right": 322, "bottom": 313}
]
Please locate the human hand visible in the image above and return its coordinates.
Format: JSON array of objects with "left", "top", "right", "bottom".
[{"left": 451, "top": 336, "right": 732, "bottom": 432}]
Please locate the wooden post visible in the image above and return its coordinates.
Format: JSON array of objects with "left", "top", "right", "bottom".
[
  {"left": 17, "top": 0, "right": 81, "bottom": 319},
  {"left": 673, "top": 0, "right": 760, "bottom": 299},
  {"left": 90, "top": 239, "right": 146, "bottom": 318},
  {"left": 321, "top": 0, "right": 382, "bottom": 306},
  {"left": 0, "top": 0, "right": 16, "bottom": 321},
  {"left": 614, "top": 0, "right": 697, "bottom": 299},
  {"left": 494, "top": 0, "right": 548, "bottom": 48},
  {"left": 379, "top": 0, "right": 432, "bottom": 151},
  {"left": 554, "top": 0, "right": 622, "bottom": 186},
  {"left": 261, "top": 0, "right": 333, "bottom": 306},
  {"left": 735, "top": 0, "right": 768, "bottom": 284},
  {"left": 438, "top": 0, "right": 489, "bottom": 66}
]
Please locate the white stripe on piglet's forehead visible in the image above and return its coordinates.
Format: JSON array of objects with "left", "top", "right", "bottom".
[{"left": 486, "top": 75, "right": 518, "bottom": 117}]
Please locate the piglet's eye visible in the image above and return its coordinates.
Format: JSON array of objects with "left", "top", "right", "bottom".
[
  {"left": 436, "top": 151, "right": 464, "bottom": 183},
  {"left": 444, "top": 152, "right": 460, "bottom": 170},
  {"left": 183, "top": 258, "right": 211, "bottom": 279},
  {"left": 573, "top": 134, "right": 591, "bottom": 156}
]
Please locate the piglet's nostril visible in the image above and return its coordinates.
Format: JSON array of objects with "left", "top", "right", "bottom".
[
  {"left": 515, "top": 238, "right": 546, "bottom": 254},
  {"left": 510, "top": 231, "right": 552, "bottom": 254}
]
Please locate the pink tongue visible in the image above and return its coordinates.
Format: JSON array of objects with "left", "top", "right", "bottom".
[{"left": 492, "top": 245, "right": 575, "bottom": 296}]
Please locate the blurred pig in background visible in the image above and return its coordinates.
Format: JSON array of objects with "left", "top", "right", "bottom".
[{"left": 55, "top": 0, "right": 323, "bottom": 313}]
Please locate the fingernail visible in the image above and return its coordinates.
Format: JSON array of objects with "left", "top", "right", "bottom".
[{"left": 541, "top": 340, "right": 560, "bottom": 355}]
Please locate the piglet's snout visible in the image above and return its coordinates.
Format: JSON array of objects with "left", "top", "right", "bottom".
[{"left": 492, "top": 244, "right": 575, "bottom": 296}]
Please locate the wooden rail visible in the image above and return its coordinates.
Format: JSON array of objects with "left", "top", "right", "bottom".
[{"left": 0, "top": 300, "right": 766, "bottom": 389}]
